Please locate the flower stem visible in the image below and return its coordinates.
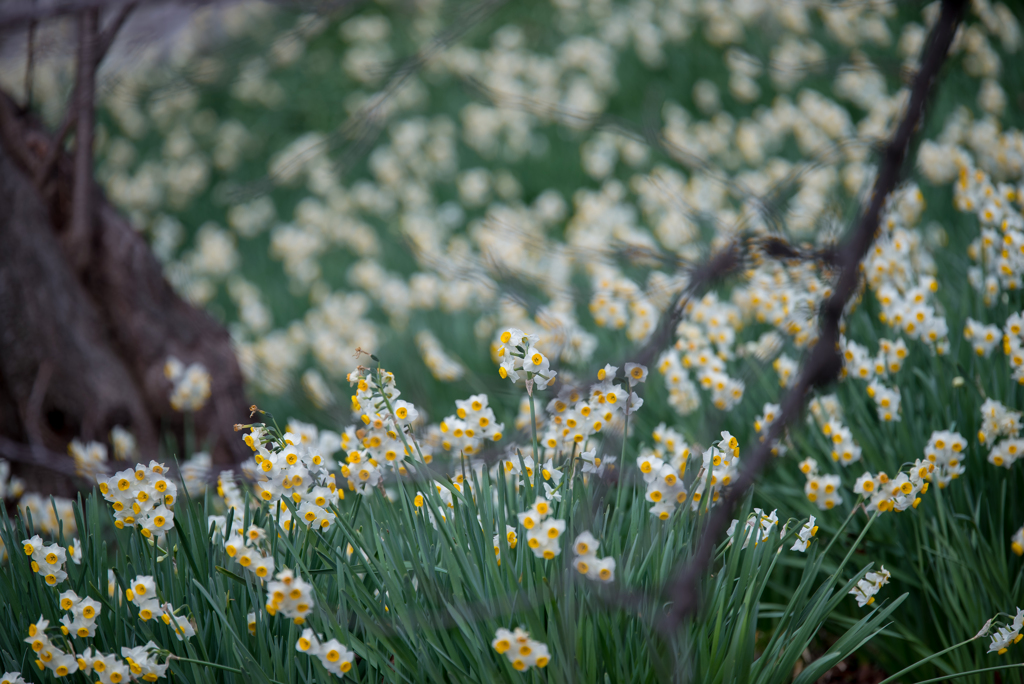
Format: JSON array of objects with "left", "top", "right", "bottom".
[
  {"left": 169, "top": 656, "right": 288, "bottom": 684},
  {"left": 527, "top": 374, "right": 540, "bottom": 468},
  {"left": 620, "top": 393, "right": 631, "bottom": 471},
  {"left": 905, "top": 663, "right": 1024, "bottom": 684},
  {"left": 876, "top": 631, "right": 981, "bottom": 684}
]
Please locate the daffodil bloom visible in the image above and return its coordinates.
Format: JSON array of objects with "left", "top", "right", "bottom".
[
  {"left": 790, "top": 516, "right": 818, "bottom": 552},
  {"left": 492, "top": 627, "right": 551, "bottom": 670}
]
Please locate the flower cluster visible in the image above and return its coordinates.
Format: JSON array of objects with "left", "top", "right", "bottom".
[
  {"left": 806, "top": 395, "right": 860, "bottom": 467},
  {"left": 790, "top": 516, "right": 819, "bottom": 552},
  {"left": 849, "top": 566, "right": 891, "bottom": 607},
  {"left": 753, "top": 401, "right": 787, "bottom": 453},
  {"left": 58, "top": 590, "right": 102, "bottom": 638},
  {"left": 987, "top": 608, "right": 1024, "bottom": 655},
  {"left": 24, "top": 616, "right": 79, "bottom": 677},
  {"left": 862, "top": 185, "right": 949, "bottom": 353},
  {"left": 266, "top": 568, "right": 315, "bottom": 624},
  {"left": 841, "top": 337, "right": 909, "bottom": 382},
  {"left": 798, "top": 458, "right": 843, "bottom": 511},
  {"left": 75, "top": 641, "right": 168, "bottom": 683},
  {"left": 344, "top": 366, "right": 420, "bottom": 485},
  {"left": 726, "top": 508, "right": 779, "bottom": 549},
  {"left": 571, "top": 531, "right": 616, "bottom": 582},
  {"left": 491, "top": 627, "right": 551, "bottom": 671},
  {"left": 164, "top": 356, "right": 212, "bottom": 411},
  {"left": 496, "top": 328, "right": 557, "bottom": 390},
  {"left": 296, "top": 629, "right": 355, "bottom": 677},
  {"left": 825, "top": 421, "right": 863, "bottom": 467},
  {"left": 978, "top": 399, "right": 1024, "bottom": 468},
  {"left": 24, "top": 614, "right": 168, "bottom": 682},
  {"left": 588, "top": 268, "right": 659, "bottom": 342},
  {"left": 840, "top": 335, "right": 904, "bottom": 423},
  {"left": 223, "top": 523, "right": 276, "bottom": 578},
  {"left": 491, "top": 524, "right": 518, "bottom": 566},
  {"left": 1004, "top": 312, "right": 1024, "bottom": 383},
  {"left": 964, "top": 318, "right": 1002, "bottom": 357},
  {"left": 116, "top": 643, "right": 170, "bottom": 681},
  {"left": 243, "top": 420, "right": 342, "bottom": 520},
  {"left": 635, "top": 422, "right": 693, "bottom": 520},
  {"left": 537, "top": 363, "right": 642, "bottom": 456},
  {"left": 125, "top": 575, "right": 195, "bottom": 640},
  {"left": 773, "top": 354, "right": 799, "bottom": 388},
  {"left": 743, "top": 260, "right": 830, "bottom": 351},
  {"left": 580, "top": 448, "right": 616, "bottom": 478},
  {"left": 110, "top": 426, "right": 138, "bottom": 460},
  {"left": 438, "top": 394, "right": 504, "bottom": 456},
  {"left": 957, "top": 165, "right": 1024, "bottom": 305},
  {"left": 866, "top": 379, "right": 902, "bottom": 423},
  {"left": 22, "top": 536, "right": 68, "bottom": 585},
  {"left": 99, "top": 461, "right": 177, "bottom": 536},
  {"left": 0, "top": 458, "right": 25, "bottom": 506},
  {"left": 854, "top": 462, "right": 931, "bottom": 513},
  {"left": 68, "top": 439, "right": 109, "bottom": 479},
  {"left": 923, "top": 430, "right": 968, "bottom": 487},
  {"left": 656, "top": 294, "right": 746, "bottom": 413},
  {"left": 637, "top": 437, "right": 690, "bottom": 520},
  {"left": 517, "top": 498, "right": 565, "bottom": 559}
]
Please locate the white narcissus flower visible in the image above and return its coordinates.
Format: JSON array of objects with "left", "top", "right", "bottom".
[
  {"left": 492, "top": 627, "right": 551, "bottom": 670},
  {"left": 161, "top": 603, "right": 196, "bottom": 641},
  {"left": 296, "top": 627, "right": 321, "bottom": 654},
  {"left": 624, "top": 362, "right": 648, "bottom": 385},
  {"left": 573, "top": 531, "right": 599, "bottom": 557},
  {"left": 523, "top": 347, "right": 550, "bottom": 374},
  {"left": 392, "top": 399, "right": 418, "bottom": 424},
  {"left": 790, "top": 516, "right": 818, "bottom": 552},
  {"left": 591, "top": 556, "right": 616, "bottom": 582},
  {"left": 1012, "top": 526, "right": 1024, "bottom": 557}
]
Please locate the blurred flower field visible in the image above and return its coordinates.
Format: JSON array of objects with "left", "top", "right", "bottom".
[{"left": 2, "top": 0, "right": 1024, "bottom": 680}]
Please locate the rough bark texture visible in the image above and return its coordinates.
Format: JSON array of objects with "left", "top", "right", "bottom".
[{"left": 0, "top": 93, "right": 249, "bottom": 485}]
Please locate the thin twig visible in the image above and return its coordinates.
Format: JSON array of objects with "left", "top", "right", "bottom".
[
  {"left": 657, "top": 0, "right": 967, "bottom": 634},
  {"left": 24, "top": 12, "right": 36, "bottom": 108},
  {"left": 0, "top": 0, "right": 209, "bottom": 30},
  {"left": 0, "top": 89, "right": 41, "bottom": 174},
  {"left": 36, "top": 0, "right": 138, "bottom": 190}
]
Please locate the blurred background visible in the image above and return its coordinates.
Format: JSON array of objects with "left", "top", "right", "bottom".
[
  {"left": 4, "top": 2, "right": 1024, "bottom": 680},
  {"left": 0, "top": 0, "right": 1021, "bottom": 492}
]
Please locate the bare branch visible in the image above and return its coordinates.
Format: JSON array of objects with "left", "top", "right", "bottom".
[
  {"left": 0, "top": 91, "right": 40, "bottom": 174},
  {"left": 36, "top": 1, "right": 138, "bottom": 190},
  {"left": 0, "top": 0, "right": 209, "bottom": 31},
  {"left": 66, "top": 8, "right": 98, "bottom": 271},
  {"left": 96, "top": 0, "right": 136, "bottom": 49},
  {"left": 24, "top": 13, "right": 36, "bottom": 107},
  {"left": 657, "top": 0, "right": 968, "bottom": 634}
]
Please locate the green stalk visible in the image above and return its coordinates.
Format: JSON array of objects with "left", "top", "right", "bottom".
[
  {"left": 527, "top": 371, "right": 540, "bottom": 467},
  {"left": 908, "top": 663, "right": 1024, "bottom": 684},
  {"left": 620, "top": 389, "right": 631, "bottom": 471},
  {"left": 169, "top": 656, "right": 289, "bottom": 684},
  {"left": 169, "top": 655, "right": 244, "bottom": 674},
  {"left": 876, "top": 632, "right": 986, "bottom": 684}
]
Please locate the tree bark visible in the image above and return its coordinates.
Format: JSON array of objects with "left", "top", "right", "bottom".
[{"left": 0, "top": 92, "right": 249, "bottom": 485}]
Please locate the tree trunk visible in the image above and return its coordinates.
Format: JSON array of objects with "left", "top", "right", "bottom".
[{"left": 0, "top": 91, "right": 249, "bottom": 488}]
